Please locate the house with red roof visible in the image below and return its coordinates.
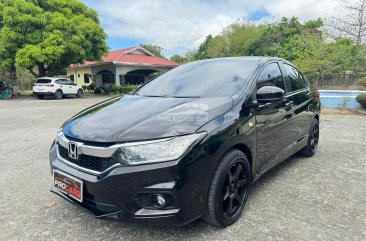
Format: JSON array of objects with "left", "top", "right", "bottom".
[{"left": 66, "top": 46, "right": 178, "bottom": 86}]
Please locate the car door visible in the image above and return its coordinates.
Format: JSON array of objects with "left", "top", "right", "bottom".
[
  {"left": 69, "top": 79, "right": 80, "bottom": 94},
  {"left": 64, "top": 79, "right": 76, "bottom": 94},
  {"left": 254, "top": 62, "right": 297, "bottom": 173},
  {"left": 282, "top": 63, "right": 313, "bottom": 143},
  {"left": 55, "top": 79, "right": 68, "bottom": 93}
]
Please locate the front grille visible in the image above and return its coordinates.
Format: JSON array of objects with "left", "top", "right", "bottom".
[{"left": 58, "top": 145, "right": 119, "bottom": 173}]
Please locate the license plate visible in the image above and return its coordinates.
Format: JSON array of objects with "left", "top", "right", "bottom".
[{"left": 53, "top": 170, "right": 83, "bottom": 202}]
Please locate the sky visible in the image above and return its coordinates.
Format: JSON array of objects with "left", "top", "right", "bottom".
[{"left": 81, "top": 0, "right": 345, "bottom": 57}]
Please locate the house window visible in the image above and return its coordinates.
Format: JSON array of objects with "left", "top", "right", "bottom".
[
  {"left": 84, "top": 74, "right": 90, "bottom": 83},
  {"left": 78, "top": 74, "right": 80, "bottom": 78},
  {"left": 69, "top": 75, "right": 74, "bottom": 82}
]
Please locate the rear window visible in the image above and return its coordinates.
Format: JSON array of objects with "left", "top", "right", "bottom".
[{"left": 36, "top": 79, "right": 52, "bottom": 84}]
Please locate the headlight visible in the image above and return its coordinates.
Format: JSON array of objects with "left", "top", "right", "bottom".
[{"left": 113, "top": 133, "right": 206, "bottom": 165}]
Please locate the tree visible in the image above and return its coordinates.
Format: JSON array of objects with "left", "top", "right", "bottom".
[
  {"left": 140, "top": 44, "right": 165, "bottom": 58},
  {"left": 0, "top": 0, "right": 108, "bottom": 77},
  {"left": 193, "top": 20, "right": 263, "bottom": 60},
  {"left": 16, "top": 67, "right": 35, "bottom": 90},
  {"left": 222, "top": 20, "right": 263, "bottom": 57},
  {"left": 194, "top": 34, "right": 214, "bottom": 60},
  {"left": 327, "top": 0, "right": 366, "bottom": 45},
  {"left": 170, "top": 54, "right": 186, "bottom": 64},
  {"left": 249, "top": 17, "right": 323, "bottom": 61}
]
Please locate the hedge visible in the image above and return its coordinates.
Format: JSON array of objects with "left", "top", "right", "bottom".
[{"left": 94, "top": 85, "right": 138, "bottom": 95}]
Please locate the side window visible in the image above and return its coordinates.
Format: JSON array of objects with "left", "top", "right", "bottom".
[
  {"left": 65, "top": 79, "right": 74, "bottom": 85},
  {"left": 56, "top": 79, "right": 65, "bottom": 85},
  {"left": 257, "top": 63, "right": 286, "bottom": 91},
  {"left": 284, "top": 64, "right": 307, "bottom": 91}
]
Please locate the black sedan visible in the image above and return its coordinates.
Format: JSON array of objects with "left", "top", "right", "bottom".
[{"left": 49, "top": 57, "right": 320, "bottom": 227}]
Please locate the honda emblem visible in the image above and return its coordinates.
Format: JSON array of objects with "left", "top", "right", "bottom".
[{"left": 68, "top": 142, "right": 79, "bottom": 159}]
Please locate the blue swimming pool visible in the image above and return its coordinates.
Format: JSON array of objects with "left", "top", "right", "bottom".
[{"left": 319, "top": 90, "right": 366, "bottom": 109}]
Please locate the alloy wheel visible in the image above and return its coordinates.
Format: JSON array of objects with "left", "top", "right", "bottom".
[
  {"left": 310, "top": 123, "right": 319, "bottom": 151},
  {"left": 221, "top": 161, "right": 247, "bottom": 219}
]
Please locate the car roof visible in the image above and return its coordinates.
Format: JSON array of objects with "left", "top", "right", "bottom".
[
  {"left": 37, "top": 77, "right": 68, "bottom": 81},
  {"left": 191, "top": 56, "right": 288, "bottom": 66},
  {"left": 37, "top": 77, "right": 63, "bottom": 80}
]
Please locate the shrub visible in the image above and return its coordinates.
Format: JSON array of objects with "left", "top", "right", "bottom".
[
  {"left": 358, "top": 77, "right": 366, "bottom": 87},
  {"left": 81, "top": 85, "right": 87, "bottom": 90},
  {"left": 356, "top": 93, "right": 366, "bottom": 109},
  {"left": 110, "top": 85, "right": 120, "bottom": 93},
  {"left": 94, "top": 85, "right": 138, "bottom": 95},
  {"left": 94, "top": 85, "right": 109, "bottom": 95},
  {"left": 119, "top": 85, "right": 138, "bottom": 94}
]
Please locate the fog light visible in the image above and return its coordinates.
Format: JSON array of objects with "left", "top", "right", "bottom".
[{"left": 153, "top": 194, "right": 166, "bottom": 207}]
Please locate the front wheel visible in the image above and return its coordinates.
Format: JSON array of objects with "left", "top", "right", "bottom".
[
  {"left": 204, "top": 149, "right": 251, "bottom": 227},
  {"left": 299, "top": 118, "right": 319, "bottom": 157}
]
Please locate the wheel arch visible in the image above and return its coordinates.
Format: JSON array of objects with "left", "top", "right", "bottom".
[
  {"left": 230, "top": 143, "right": 253, "bottom": 172},
  {"left": 56, "top": 89, "right": 63, "bottom": 94}
]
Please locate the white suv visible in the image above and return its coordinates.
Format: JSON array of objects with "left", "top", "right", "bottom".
[{"left": 33, "top": 77, "right": 84, "bottom": 99}]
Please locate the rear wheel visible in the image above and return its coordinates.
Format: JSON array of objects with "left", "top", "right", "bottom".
[
  {"left": 299, "top": 118, "right": 319, "bottom": 157},
  {"left": 36, "top": 94, "right": 45, "bottom": 99},
  {"left": 76, "top": 89, "right": 83, "bottom": 98},
  {"left": 204, "top": 149, "right": 251, "bottom": 227},
  {"left": 54, "top": 90, "right": 63, "bottom": 100}
]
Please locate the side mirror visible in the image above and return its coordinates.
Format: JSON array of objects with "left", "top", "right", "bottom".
[{"left": 257, "top": 86, "right": 285, "bottom": 104}]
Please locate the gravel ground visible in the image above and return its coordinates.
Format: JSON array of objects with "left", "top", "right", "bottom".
[{"left": 0, "top": 96, "right": 365, "bottom": 241}]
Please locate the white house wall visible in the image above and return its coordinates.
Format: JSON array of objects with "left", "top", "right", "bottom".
[{"left": 68, "top": 64, "right": 175, "bottom": 86}]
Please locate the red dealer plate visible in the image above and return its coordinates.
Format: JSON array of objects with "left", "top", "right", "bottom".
[{"left": 53, "top": 170, "right": 83, "bottom": 202}]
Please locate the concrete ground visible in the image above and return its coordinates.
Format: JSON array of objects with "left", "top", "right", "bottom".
[{"left": 0, "top": 96, "right": 365, "bottom": 241}]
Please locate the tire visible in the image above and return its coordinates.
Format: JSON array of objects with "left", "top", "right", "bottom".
[
  {"left": 54, "top": 90, "right": 63, "bottom": 100},
  {"left": 204, "top": 149, "right": 251, "bottom": 228},
  {"left": 299, "top": 118, "right": 319, "bottom": 157},
  {"left": 76, "top": 89, "right": 84, "bottom": 98},
  {"left": 36, "top": 94, "right": 45, "bottom": 99}
]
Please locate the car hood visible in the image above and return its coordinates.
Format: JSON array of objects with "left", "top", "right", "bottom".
[{"left": 63, "top": 95, "right": 233, "bottom": 143}]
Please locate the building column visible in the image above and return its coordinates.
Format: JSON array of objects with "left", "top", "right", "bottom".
[
  {"left": 115, "top": 65, "right": 125, "bottom": 86},
  {"left": 120, "top": 75, "right": 126, "bottom": 85}
]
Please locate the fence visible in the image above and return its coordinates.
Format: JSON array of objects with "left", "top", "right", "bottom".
[{"left": 316, "top": 74, "right": 361, "bottom": 87}]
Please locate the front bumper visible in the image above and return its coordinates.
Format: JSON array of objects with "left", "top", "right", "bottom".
[{"left": 49, "top": 142, "right": 214, "bottom": 225}]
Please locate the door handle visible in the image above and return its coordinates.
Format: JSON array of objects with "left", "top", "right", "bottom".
[{"left": 285, "top": 101, "right": 294, "bottom": 111}]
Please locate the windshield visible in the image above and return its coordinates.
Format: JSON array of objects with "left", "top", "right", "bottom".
[
  {"left": 36, "top": 78, "right": 52, "bottom": 84},
  {"left": 137, "top": 59, "right": 258, "bottom": 98}
]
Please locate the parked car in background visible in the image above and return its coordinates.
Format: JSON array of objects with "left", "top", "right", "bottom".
[
  {"left": 49, "top": 57, "right": 320, "bottom": 227},
  {"left": 33, "top": 77, "right": 84, "bottom": 99}
]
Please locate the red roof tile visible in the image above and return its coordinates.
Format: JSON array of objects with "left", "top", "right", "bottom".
[{"left": 72, "top": 46, "right": 178, "bottom": 67}]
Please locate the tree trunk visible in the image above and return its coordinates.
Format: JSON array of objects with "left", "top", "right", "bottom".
[
  {"left": 10, "top": 64, "right": 16, "bottom": 84},
  {"left": 28, "top": 68, "right": 38, "bottom": 78},
  {"left": 37, "top": 63, "right": 47, "bottom": 77}
]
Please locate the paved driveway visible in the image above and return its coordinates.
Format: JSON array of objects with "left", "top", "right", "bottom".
[{"left": 0, "top": 96, "right": 365, "bottom": 241}]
